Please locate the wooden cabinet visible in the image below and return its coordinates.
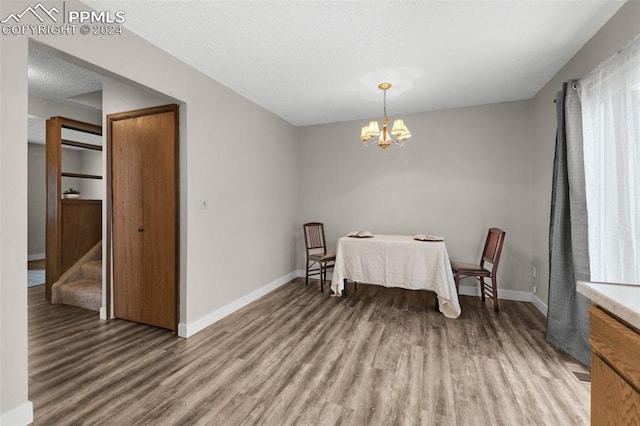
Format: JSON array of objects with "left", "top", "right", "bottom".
[
  {"left": 60, "top": 200, "right": 102, "bottom": 273},
  {"left": 589, "top": 304, "right": 640, "bottom": 424}
]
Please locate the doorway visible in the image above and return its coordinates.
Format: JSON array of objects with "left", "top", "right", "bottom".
[{"left": 107, "top": 104, "right": 180, "bottom": 331}]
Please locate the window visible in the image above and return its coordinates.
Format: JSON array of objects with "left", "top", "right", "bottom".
[{"left": 579, "top": 34, "right": 640, "bottom": 285}]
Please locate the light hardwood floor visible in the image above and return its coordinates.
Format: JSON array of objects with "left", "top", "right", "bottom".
[{"left": 28, "top": 279, "right": 590, "bottom": 425}]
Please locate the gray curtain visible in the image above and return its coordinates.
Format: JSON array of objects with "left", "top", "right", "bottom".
[{"left": 546, "top": 80, "right": 592, "bottom": 367}]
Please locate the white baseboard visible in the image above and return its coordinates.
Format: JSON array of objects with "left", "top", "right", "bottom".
[
  {"left": 27, "top": 253, "right": 45, "bottom": 261},
  {"left": 99, "top": 306, "right": 107, "bottom": 320},
  {"left": 289, "top": 271, "right": 549, "bottom": 317},
  {"left": 460, "top": 284, "right": 548, "bottom": 317},
  {"left": 178, "top": 271, "right": 298, "bottom": 338},
  {"left": 111, "top": 273, "right": 545, "bottom": 330},
  {"left": 459, "top": 284, "right": 531, "bottom": 302},
  {"left": 0, "top": 401, "right": 33, "bottom": 426},
  {"left": 530, "top": 293, "right": 548, "bottom": 316}
]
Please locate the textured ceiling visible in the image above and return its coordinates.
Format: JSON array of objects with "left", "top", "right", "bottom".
[
  {"left": 84, "top": 0, "right": 625, "bottom": 126},
  {"left": 28, "top": 40, "right": 106, "bottom": 144},
  {"left": 29, "top": 40, "right": 105, "bottom": 108}
]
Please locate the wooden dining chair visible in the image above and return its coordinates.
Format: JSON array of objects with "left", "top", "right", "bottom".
[
  {"left": 450, "top": 228, "right": 506, "bottom": 312},
  {"left": 303, "top": 222, "right": 336, "bottom": 293}
]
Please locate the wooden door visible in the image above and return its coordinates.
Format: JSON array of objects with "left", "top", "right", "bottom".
[{"left": 109, "top": 104, "right": 178, "bottom": 331}]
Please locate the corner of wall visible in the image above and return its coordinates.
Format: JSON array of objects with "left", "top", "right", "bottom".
[
  {"left": 531, "top": 294, "right": 548, "bottom": 317},
  {"left": 178, "top": 271, "right": 298, "bottom": 338}
]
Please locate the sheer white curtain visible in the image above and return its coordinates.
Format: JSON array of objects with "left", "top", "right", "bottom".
[{"left": 579, "top": 33, "right": 640, "bottom": 285}]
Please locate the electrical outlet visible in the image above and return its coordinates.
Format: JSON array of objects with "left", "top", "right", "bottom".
[
  {"left": 533, "top": 286, "right": 537, "bottom": 294},
  {"left": 531, "top": 265, "right": 536, "bottom": 278}
]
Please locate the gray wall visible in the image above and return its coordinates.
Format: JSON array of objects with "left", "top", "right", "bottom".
[
  {"left": 297, "top": 100, "right": 534, "bottom": 293},
  {"left": 29, "top": 96, "right": 101, "bottom": 125},
  {"left": 77, "top": 149, "right": 103, "bottom": 200},
  {"left": 531, "top": 1, "right": 640, "bottom": 306},
  {"left": 27, "top": 143, "right": 46, "bottom": 259}
]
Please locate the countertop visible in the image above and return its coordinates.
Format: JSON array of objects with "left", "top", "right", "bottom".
[{"left": 577, "top": 281, "right": 640, "bottom": 330}]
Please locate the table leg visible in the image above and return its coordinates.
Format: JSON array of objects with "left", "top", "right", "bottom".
[
  {"left": 343, "top": 278, "right": 348, "bottom": 297},
  {"left": 434, "top": 292, "right": 440, "bottom": 311}
]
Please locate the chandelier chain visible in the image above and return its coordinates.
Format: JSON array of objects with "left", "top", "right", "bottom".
[{"left": 383, "top": 89, "right": 387, "bottom": 117}]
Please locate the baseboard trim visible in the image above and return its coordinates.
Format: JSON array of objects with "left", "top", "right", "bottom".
[
  {"left": 459, "top": 285, "right": 532, "bottom": 302},
  {"left": 295, "top": 270, "right": 550, "bottom": 316},
  {"left": 178, "top": 271, "right": 297, "bottom": 338},
  {"left": 27, "top": 253, "right": 45, "bottom": 261},
  {"left": 531, "top": 293, "right": 548, "bottom": 316},
  {"left": 0, "top": 401, "right": 33, "bottom": 426},
  {"left": 460, "top": 284, "right": 548, "bottom": 316},
  {"left": 99, "top": 306, "right": 107, "bottom": 321}
]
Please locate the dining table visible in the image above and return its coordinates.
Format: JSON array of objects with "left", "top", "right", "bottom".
[{"left": 330, "top": 234, "right": 461, "bottom": 318}]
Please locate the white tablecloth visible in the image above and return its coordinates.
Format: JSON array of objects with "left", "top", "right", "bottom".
[{"left": 330, "top": 235, "right": 461, "bottom": 318}]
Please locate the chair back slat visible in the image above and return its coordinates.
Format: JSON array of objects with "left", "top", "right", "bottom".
[
  {"left": 482, "top": 227, "right": 506, "bottom": 268},
  {"left": 304, "top": 222, "right": 327, "bottom": 253}
]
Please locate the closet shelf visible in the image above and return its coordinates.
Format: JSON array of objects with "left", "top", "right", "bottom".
[
  {"left": 61, "top": 172, "right": 103, "bottom": 180},
  {"left": 62, "top": 139, "right": 103, "bottom": 151},
  {"left": 59, "top": 117, "right": 103, "bottom": 135},
  {"left": 61, "top": 199, "right": 102, "bottom": 204}
]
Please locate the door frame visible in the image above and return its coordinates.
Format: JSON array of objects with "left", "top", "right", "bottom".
[{"left": 106, "top": 103, "right": 180, "bottom": 331}]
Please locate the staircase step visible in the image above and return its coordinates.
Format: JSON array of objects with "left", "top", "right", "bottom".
[
  {"left": 81, "top": 260, "right": 102, "bottom": 281},
  {"left": 52, "top": 279, "right": 101, "bottom": 312}
]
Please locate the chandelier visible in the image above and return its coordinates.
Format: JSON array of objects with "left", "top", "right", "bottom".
[{"left": 360, "top": 82, "right": 411, "bottom": 149}]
